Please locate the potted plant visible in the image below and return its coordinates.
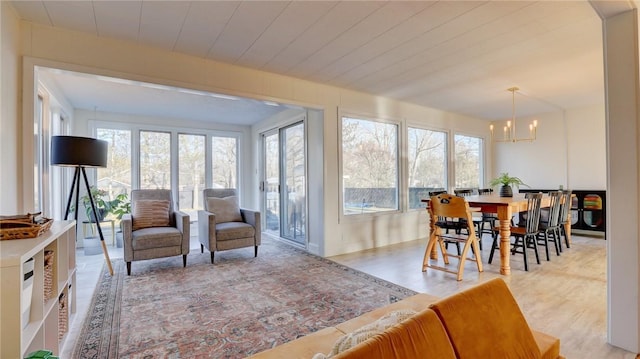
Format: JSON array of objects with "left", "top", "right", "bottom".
[{"left": 489, "top": 173, "right": 528, "bottom": 197}]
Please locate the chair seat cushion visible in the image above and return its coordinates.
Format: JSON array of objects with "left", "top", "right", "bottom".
[
  {"left": 215, "top": 221, "right": 255, "bottom": 241},
  {"left": 132, "top": 226, "right": 182, "bottom": 250}
]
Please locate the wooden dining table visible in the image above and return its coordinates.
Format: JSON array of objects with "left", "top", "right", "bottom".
[{"left": 422, "top": 193, "right": 570, "bottom": 275}]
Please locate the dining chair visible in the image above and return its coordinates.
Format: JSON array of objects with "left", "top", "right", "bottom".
[
  {"left": 453, "top": 188, "right": 482, "bottom": 249},
  {"left": 558, "top": 190, "right": 573, "bottom": 251},
  {"left": 423, "top": 193, "right": 483, "bottom": 281},
  {"left": 476, "top": 188, "right": 499, "bottom": 239},
  {"left": 537, "top": 191, "right": 563, "bottom": 260},
  {"left": 429, "top": 190, "right": 462, "bottom": 255},
  {"left": 489, "top": 192, "right": 543, "bottom": 271}
]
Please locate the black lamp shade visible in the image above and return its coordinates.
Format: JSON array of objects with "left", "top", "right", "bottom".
[{"left": 50, "top": 136, "right": 108, "bottom": 167}]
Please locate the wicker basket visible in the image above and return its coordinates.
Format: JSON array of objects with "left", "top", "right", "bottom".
[
  {"left": 58, "top": 291, "right": 68, "bottom": 341},
  {"left": 44, "top": 250, "right": 54, "bottom": 300},
  {"left": 0, "top": 217, "right": 52, "bottom": 240}
]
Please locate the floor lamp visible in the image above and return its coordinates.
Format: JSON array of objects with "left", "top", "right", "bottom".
[{"left": 51, "top": 136, "right": 114, "bottom": 276}]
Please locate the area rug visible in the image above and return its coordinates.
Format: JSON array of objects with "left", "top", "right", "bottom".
[{"left": 73, "top": 238, "right": 417, "bottom": 358}]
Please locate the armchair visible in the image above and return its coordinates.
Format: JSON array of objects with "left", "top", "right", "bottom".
[
  {"left": 198, "top": 188, "right": 261, "bottom": 263},
  {"left": 121, "top": 189, "right": 190, "bottom": 275}
]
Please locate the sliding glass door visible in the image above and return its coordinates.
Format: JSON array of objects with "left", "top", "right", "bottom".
[{"left": 261, "top": 121, "right": 306, "bottom": 245}]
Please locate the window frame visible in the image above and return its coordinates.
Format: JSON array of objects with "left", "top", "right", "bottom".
[
  {"left": 452, "top": 132, "right": 485, "bottom": 190},
  {"left": 339, "top": 112, "right": 402, "bottom": 219},
  {"left": 406, "top": 124, "right": 449, "bottom": 211}
]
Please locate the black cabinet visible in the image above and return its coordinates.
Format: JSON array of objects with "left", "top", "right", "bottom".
[{"left": 519, "top": 189, "right": 606, "bottom": 234}]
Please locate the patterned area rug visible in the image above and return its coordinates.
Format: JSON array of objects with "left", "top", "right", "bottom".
[{"left": 73, "top": 238, "right": 416, "bottom": 358}]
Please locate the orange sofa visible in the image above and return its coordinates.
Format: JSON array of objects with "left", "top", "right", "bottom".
[{"left": 251, "top": 278, "right": 564, "bottom": 359}]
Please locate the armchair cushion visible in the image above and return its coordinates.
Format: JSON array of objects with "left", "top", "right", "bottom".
[
  {"left": 206, "top": 196, "right": 243, "bottom": 223},
  {"left": 132, "top": 199, "right": 170, "bottom": 231},
  {"left": 216, "top": 222, "right": 256, "bottom": 241}
]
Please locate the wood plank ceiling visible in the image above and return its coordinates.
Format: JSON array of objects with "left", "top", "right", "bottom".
[{"left": 10, "top": 1, "right": 613, "bottom": 122}]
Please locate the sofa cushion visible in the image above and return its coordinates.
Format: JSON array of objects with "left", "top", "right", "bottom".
[
  {"left": 429, "top": 278, "right": 542, "bottom": 359},
  {"left": 331, "top": 308, "right": 456, "bottom": 359},
  {"left": 132, "top": 199, "right": 170, "bottom": 231},
  {"left": 314, "top": 310, "right": 416, "bottom": 358},
  {"left": 336, "top": 293, "right": 439, "bottom": 333},
  {"left": 533, "top": 330, "right": 561, "bottom": 359},
  {"left": 249, "top": 327, "right": 345, "bottom": 359},
  {"left": 215, "top": 221, "right": 255, "bottom": 241},
  {"left": 207, "top": 196, "right": 243, "bottom": 223}
]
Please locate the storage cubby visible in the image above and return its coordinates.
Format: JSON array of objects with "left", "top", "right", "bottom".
[{"left": 0, "top": 220, "right": 76, "bottom": 358}]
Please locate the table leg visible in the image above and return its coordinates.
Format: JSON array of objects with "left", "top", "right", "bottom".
[
  {"left": 497, "top": 206, "right": 512, "bottom": 275},
  {"left": 565, "top": 211, "right": 572, "bottom": 245}
]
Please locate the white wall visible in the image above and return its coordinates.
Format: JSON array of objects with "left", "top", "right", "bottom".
[
  {"left": 492, "top": 104, "right": 606, "bottom": 191},
  {"left": 13, "top": 20, "right": 492, "bottom": 257},
  {"left": 0, "top": 3, "right": 20, "bottom": 215}
]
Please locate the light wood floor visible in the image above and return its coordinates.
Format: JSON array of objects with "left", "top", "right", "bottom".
[{"left": 329, "top": 232, "right": 637, "bottom": 359}]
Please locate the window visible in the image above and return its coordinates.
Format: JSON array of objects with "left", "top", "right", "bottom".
[
  {"left": 341, "top": 116, "right": 398, "bottom": 215},
  {"left": 97, "top": 128, "right": 132, "bottom": 203},
  {"left": 407, "top": 127, "right": 447, "bottom": 209},
  {"left": 139, "top": 131, "right": 171, "bottom": 189},
  {"left": 454, "top": 134, "right": 483, "bottom": 188},
  {"left": 179, "top": 134, "right": 205, "bottom": 212},
  {"left": 211, "top": 136, "right": 237, "bottom": 189}
]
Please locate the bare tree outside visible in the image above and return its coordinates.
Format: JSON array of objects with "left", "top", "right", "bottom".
[
  {"left": 212, "top": 136, "right": 237, "bottom": 189},
  {"left": 341, "top": 117, "right": 398, "bottom": 214},
  {"left": 407, "top": 127, "right": 447, "bottom": 209},
  {"left": 97, "top": 128, "right": 132, "bottom": 201},
  {"left": 455, "top": 134, "right": 482, "bottom": 188},
  {"left": 179, "top": 134, "right": 205, "bottom": 212},
  {"left": 140, "top": 131, "right": 171, "bottom": 189}
]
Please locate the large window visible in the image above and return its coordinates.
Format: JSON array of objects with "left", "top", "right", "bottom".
[
  {"left": 211, "top": 136, "right": 237, "bottom": 189},
  {"left": 341, "top": 116, "right": 398, "bottom": 215},
  {"left": 454, "top": 134, "right": 483, "bottom": 188},
  {"left": 140, "top": 131, "right": 171, "bottom": 189},
  {"left": 407, "top": 127, "right": 447, "bottom": 209},
  {"left": 97, "top": 128, "right": 132, "bottom": 206},
  {"left": 179, "top": 134, "right": 205, "bottom": 212}
]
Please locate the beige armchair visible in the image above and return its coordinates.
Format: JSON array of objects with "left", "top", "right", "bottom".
[
  {"left": 121, "top": 189, "right": 190, "bottom": 275},
  {"left": 198, "top": 188, "right": 261, "bottom": 263}
]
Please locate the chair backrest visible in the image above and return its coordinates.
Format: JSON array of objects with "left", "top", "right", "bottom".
[
  {"left": 430, "top": 193, "right": 473, "bottom": 223},
  {"left": 558, "top": 190, "right": 573, "bottom": 225},
  {"left": 546, "top": 191, "right": 563, "bottom": 227},
  {"left": 523, "top": 192, "right": 543, "bottom": 235},
  {"left": 130, "top": 189, "right": 175, "bottom": 226},
  {"left": 428, "top": 190, "right": 447, "bottom": 197},
  {"left": 454, "top": 188, "right": 474, "bottom": 197},
  {"left": 478, "top": 188, "right": 493, "bottom": 195}
]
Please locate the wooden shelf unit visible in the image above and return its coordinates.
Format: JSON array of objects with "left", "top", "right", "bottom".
[{"left": 0, "top": 220, "right": 76, "bottom": 358}]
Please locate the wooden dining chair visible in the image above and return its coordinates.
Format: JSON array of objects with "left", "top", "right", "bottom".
[
  {"left": 489, "top": 192, "right": 543, "bottom": 271},
  {"left": 423, "top": 193, "right": 483, "bottom": 281},
  {"left": 429, "top": 190, "right": 462, "bottom": 255},
  {"left": 454, "top": 188, "right": 483, "bottom": 249},
  {"left": 476, "top": 188, "right": 499, "bottom": 239}
]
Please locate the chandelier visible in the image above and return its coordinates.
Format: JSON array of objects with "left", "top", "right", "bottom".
[{"left": 490, "top": 87, "right": 537, "bottom": 143}]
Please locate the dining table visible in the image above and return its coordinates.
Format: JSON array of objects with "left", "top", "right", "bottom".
[{"left": 422, "top": 193, "right": 570, "bottom": 275}]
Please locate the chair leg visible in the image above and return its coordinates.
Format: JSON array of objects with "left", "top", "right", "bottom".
[
  {"left": 210, "top": 251, "right": 215, "bottom": 264},
  {"left": 542, "top": 232, "right": 550, "bottom": 261},
  {"left": 488, "top": 231, "right": 499, "bottom": 264},
  {"left": 183, "top": 254, "right": 187, "bottom": 267},
  {"left": 255, "top": 245, "right": 258, "bottom": 257},
  {"left": 126, "top": 261, "right": 132, "bottom": 276},
  {"left": 520, "top": 237, "right": 529, "bottom": 271},
  {"left": 530, "top": 235, "right": 541, "bottom": 265},
  {"left": 200, "top": 243, "right": 204, "bottom": 253}
]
